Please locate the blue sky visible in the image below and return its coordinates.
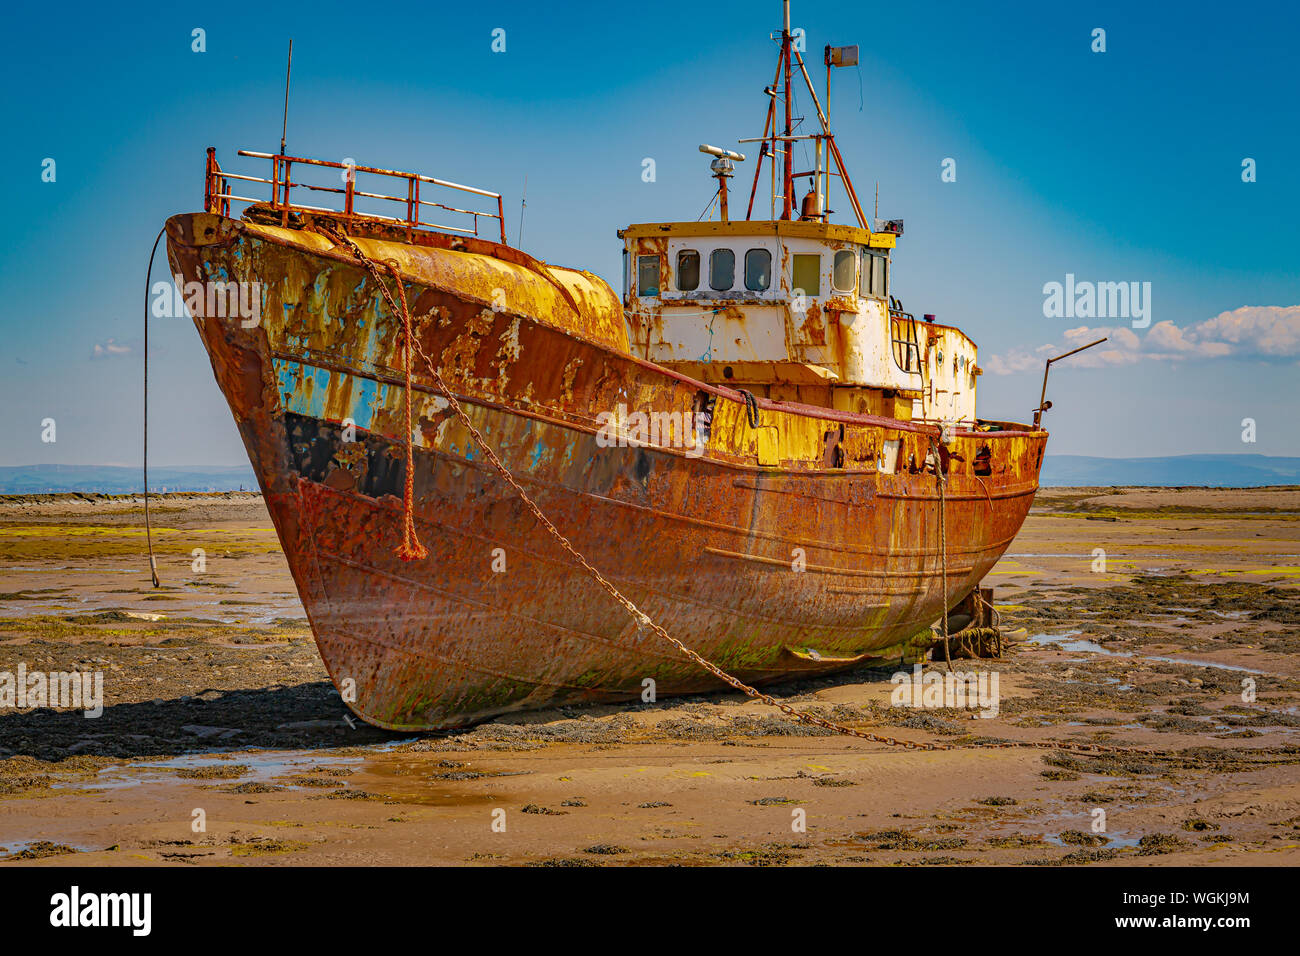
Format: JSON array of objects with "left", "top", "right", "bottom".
[{"left": 2, "top": 0, "right": 1297, "bottom": 467}]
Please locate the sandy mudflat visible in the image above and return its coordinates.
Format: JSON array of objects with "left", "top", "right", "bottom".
[{"left": 0, "top": 487, "right": 1297, "bottom": 867}]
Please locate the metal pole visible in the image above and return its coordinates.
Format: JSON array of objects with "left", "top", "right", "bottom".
[
  {"left": 824, "top": 48, "right": 832, "bottom": 216},
  {"left": 1033, "top": 337, "right": 1108, "bottom": 427},
  {"left": 770, "top": 136, "right": 777, "bottom": 219},
  {"left": 204, "top": 147, "right": 216, "bottom": 212},
  {"left": 748, "top": 55, "right": 783, "bottom": 222},
  {"left": 280, "top": 39, "right": 293, "bottom": 156},
  {"left": 781, "top": 0, "right": 793, "bottom": 220},
  {"left": 517, "top": 174, "right": 527, "bottom": 247}
]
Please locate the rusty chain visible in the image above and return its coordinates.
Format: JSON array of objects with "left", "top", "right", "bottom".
[{"left": 315, "top": 225, "right": 1177, "bottom": 760}]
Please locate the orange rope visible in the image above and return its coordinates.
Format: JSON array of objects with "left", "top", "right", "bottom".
[{"left": 383, "top": 259, "right": 427, "bottom": 562}]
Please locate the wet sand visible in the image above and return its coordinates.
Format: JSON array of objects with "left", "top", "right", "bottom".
[{"left": 0, "top": 487, "right": 1298, "bottom": 866}]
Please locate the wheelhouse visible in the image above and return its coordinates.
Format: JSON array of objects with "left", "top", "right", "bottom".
[
  {"left": 613, "top": 2, "right": 981, "bottom": 426},
  {"left": 620, "top": 220, "right": 980, "bottom": 423}
]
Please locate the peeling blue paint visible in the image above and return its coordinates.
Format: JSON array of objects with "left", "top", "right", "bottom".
[{"left": 352, "top": 376, "right": 378, "bottom": 430}]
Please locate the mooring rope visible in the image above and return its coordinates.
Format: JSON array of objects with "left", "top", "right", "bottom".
[
  {"left": 309, "top": 225, "right": 426, "bottom": 561},
  {"left": 934, "top": 438, "right": 952, "bottom": 672},
  {"left": 143, "top": 226, "right": 165, "bottom": 588},
  {"left": 735, "top": 388, "right": 761, "bottom": 429},
  {"left": 380, "top": 256, "right": 428, "bottom": 563},
  {"left": 315, "top": 225, "right": 1177, "bottom": 759}
]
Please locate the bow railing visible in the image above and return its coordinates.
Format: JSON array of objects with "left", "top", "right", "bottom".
[{"left": 203, "top": 147, "right": 506, "bottom": 243}]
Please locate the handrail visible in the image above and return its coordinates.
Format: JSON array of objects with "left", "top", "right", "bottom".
[
  {"left": 202, "top": 146, "right": 506, "bottom": 244},
  {"left": 888, "top": 308, "right": 922, "bottom": 375}
]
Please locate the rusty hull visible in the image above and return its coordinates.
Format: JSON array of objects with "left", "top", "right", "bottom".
[{"left": 165, "top": 210, "right": 1047, "bottom": 731}]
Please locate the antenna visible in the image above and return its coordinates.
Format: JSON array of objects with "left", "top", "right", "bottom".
[
  {"left": 700, "top": 145, "right": 745, "bottom": 222},
  {"left": 823, "top": 44, "right": 857, "bottom": 220},
  {"left": 280, "top": 39, "right": 293, "bottom": 155}
]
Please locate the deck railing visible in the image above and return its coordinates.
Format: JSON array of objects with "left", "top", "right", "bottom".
[
  {"left": 889, "top": 308, "right": 922, "bottom": 374},
  {"left": 203, "top": 147, "right": 506, "bottom": 243}
]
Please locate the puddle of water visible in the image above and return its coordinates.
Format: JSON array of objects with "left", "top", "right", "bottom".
[
  {"left": 1214, "top": 723, "right": 1295, "bottom": 735},
  {"left": 360, "top": 758, "right": 513, "bottom": 808},
  {"left": 1246, "top": 704, "right": 1300, "bottom": 716},
  {"left": 1162, "top": 607, "right": 1250, "bottom": 621},
  {"left": 59, "top": 749, "right": 365, "bottom": 793},
  {"left": 54, "top": 736, "right": 435, "bottom": 797},
  {"left": 1030, "top": 631, "right": 1115, "bottom": 655},
  {"left": 1062, "top": 677, "right": 1135, "bottom": 695},
  {"left": 1007, "top": 553, "right": 1181, "bottom": 559},
  {"left": 0, "top": 839, "right": 99, "bottom": 857},
  {"left": 188, "top": 598, "right": 306, "bottom": 626},
  {"left": 1144, "top": 655, "right": 1268, "bottom": 675},
  {"left": 1043, "top": 832, "right": 1140, "bottom": 849},
  {"left": 1030, "top": 632, "right": 1271, "bottom": 675},
  {"left": 0, "top": 605, "right": 305, "bottom": 628}
]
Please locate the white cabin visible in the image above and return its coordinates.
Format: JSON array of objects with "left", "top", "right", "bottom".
[{"left": 619, "top": 219, "right": 979, "bottom": 424}]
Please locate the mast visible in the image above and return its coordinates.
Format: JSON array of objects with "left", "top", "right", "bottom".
[
  {"left": 781, "top": 0, "right": 793, "bottom": 220},
  {"left": 824, "top": 46, "right": 832, "bottom": 216},
  {"left": 744, "top": 1, "right": 867, "bottom": 227}
]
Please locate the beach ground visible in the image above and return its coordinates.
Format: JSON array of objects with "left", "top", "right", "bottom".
[{"left": 0, "top": 487, "right": 1297, "bottom": 866}]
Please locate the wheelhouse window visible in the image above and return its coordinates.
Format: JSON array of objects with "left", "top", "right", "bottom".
[
  {"left": 872, "top": 253, "right": 887, "bottom": 299},
  {"left": 709, "top": 248, "right": 735, "bottom": 291},
  {"left": 744, "top": 248, "right": 771, "bottom": 292},
  {"left": 832, "top": 249, "right": 856, "bottom": 293},
  {"left": 791, "top": 253, "right": 820, "bottom": 296},
  {"left": 636, "top": 255, "right": 660, "bottom": 296},
  {"left": 676, "top": 250, "right": 700, "bottom": 291},
  {"left": 860, "top": 250, "right": 889, "bottom": 298}
]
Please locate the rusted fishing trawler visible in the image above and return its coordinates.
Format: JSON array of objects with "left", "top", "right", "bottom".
[{"left": 165, "top": 2, "right": 1048, "bottom": 730}]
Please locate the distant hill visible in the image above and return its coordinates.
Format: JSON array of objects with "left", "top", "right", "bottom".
[
  {"left": 1040, "top": 454, "right": 1300, "bottom": 488},
  {"left": 2, "top": 456, "right": 1297, "bottom": 494},
  {"left": 0, "top": 464, "right": 257, "bottom": 494}
]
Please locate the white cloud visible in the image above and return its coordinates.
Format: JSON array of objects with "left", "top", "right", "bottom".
[
  {"left": 986, "top": 305, "right": 1300, "bottom": 374},
  {"left": 1185, "top": 305, "right": 1300, "bottom": 356},
  {"left": 983, "top": 343, "right": 1055, "bottom": 375},
  {"left": 91, "top": 338, "right": 133, "bottom": 359}
]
